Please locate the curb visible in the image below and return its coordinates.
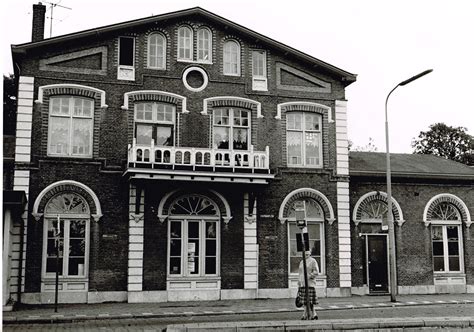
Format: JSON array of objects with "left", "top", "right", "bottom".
[{"left": 3, "top": 299, "right": 474, "bottom": 325}]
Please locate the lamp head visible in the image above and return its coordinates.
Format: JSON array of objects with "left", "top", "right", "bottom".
[{"left": 399, "top": 69, "right": 433, "bottom": 86}]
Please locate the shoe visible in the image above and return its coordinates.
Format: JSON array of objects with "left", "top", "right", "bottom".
[{"left": 312, "top": 315, "right": 318, "bottom": 320}]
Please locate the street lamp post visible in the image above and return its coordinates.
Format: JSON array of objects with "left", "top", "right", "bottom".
[{"left": 385, "top": 69, "right": 433, "bottom": 302}]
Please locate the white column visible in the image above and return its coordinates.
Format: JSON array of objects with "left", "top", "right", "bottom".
[
  {"left": 128, "top": 184, "right": 144, "bottom": 294},
  {"left": 335, "top": 100, "right": 349, "bottom": 176},
  {"left": 243, "top": 193, "right": 258, "bottom": 289},
  {"left": 10, "top": 76, "right": 34, "bottom": 300},
  {"left": 337, "top": 181, "right": 351, "bottom": 288}
]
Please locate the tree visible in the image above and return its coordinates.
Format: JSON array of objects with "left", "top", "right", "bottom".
[
  {"left": 350, "top": 137, "right": 378, "bottom": 152},
  {"left": 411, "top": 123, "right": 474, "bottom": 166},
  {"left": 3, "top": 74, "right": 17, "bottom": 135}
]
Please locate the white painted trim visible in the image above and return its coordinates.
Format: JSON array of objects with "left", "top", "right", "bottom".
[
  {"left": 32, "top": 180, "right": 103, "bottom": 221},
  {"left": 352, "top": 191, "right": 405, "bottom": 227},
  {"left": 275, "top": 101, "right": 331, "bottom": 121},
  {"left": 201, "top": 96, "right": 263, "bottom": 118},
  {"left": 121, "top": 90, "right": 188, "bottom": 113},
  {"left": 423, "top": 193, "right": 471, "bottom": 228},
  {"left": 278, "top": 188, "right": 335, "bottom": 223},
  {"left": 36, "top": 84, "right": 107, "bottom": 108},
  {"left": 182, "top": 66, "right": 209, "bottom": 92}
]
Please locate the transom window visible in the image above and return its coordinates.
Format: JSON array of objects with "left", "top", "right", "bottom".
[
  {"left": 430, "top": 202, "right": 463, "bottom": 273},
  {"left": 287, "top": 199, "right": 324, "bottom": 275},
  {"left": 177, "top": 26, "right": 193, "bottom": 61},
  {"left": 286, "top": 112, "right": 322, "bottom": 167},
  {"left": 148, "top": 33, "right": 166, "bottom": 69},
  {"left": 213, "top": 108, "right": 250, "bottom": 150},
  {"left": 360, "top": 200, "right": 388, "bottom": 222},
  {"left": 197, "top": 28, "right": 212, "bottom": 62},
  {"left": 168, "top": 195, "right": 219, "bottom": 277},
  {"left": 42, "top": 193, "right": 90, "bottom": 278},
  {"left": 223, "top": 40, "right": 240, "bottom": 76},
  {"left": 134, "top": 102, "right": 175, "bottom": 146},
  {"left": 48, "top": 96, "right": 94, "bottom": 157}
]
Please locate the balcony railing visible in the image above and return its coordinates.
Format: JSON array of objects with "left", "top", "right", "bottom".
[{"left": 127, "top": 139, "right": 270, "bottom": 173}]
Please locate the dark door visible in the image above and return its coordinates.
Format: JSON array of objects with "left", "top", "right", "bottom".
[{"left": 367, "top": 235, "right": 389, "bottom": 293}]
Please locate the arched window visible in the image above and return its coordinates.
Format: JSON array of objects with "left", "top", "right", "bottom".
[
  {"left": 352, "top": 191, "right": 404, "bottom": 227},
  {"left": 177, "top": 26, "right": 193, "bottom": 61},
  {"left": 223, "top": 40, "right": 240, "bottom": 76},
  {"left": 148, "top": 32, "right": 166, "bottom": 69},
  {"left": 168, "top": 194, "right": 220, "bottom": 277},
  {"left": 197, "top": 27, "right": 212, "bottom": 62},
  {"left": 42, "top": 192, "right": 90, "bottom": 279},
  {"left": 424, "top": 194, "right": 469, "bottom": 274}
]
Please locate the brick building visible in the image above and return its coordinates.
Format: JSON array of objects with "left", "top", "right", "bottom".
[{"left": 5, "top": 4, "right": 473, "bottom": 305}]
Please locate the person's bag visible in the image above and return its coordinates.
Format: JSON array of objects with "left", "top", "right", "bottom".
[{"left": 295, "top": 288, "right": 303, "bottom": 308}]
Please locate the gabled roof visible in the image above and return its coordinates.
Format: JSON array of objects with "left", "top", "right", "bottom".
[
  {"left": 11, "top": 7, "right": 356, "bottom": 84},
  {"left": 349, "top": 152, "right": 474, "bottom": 180}
]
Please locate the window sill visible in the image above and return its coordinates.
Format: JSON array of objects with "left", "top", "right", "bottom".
[{"left": 167, "top": 276, "right": 221, "bottom": 281}]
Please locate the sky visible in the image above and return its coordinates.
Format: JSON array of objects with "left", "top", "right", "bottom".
[{"left": 2, "top": 0, "right": 473, "bottom": 153}]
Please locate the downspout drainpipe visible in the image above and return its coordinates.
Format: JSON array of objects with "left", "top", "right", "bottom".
[{"left": 17, "top": 219, "right": 25, "bottom": 305}]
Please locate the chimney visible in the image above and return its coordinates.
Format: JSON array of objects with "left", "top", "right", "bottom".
[{"left": 32, "top": 2, "right": 46, "bottom": 42}]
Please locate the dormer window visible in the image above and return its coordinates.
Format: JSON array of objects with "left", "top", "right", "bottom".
[
  {"left": 223, "top": 40, "right": 240, "bottom": 76},
  {"left": 177, "top": 26, "right": 193, "bottom": 61},
  {"left": 148, "top": 33, "right": 166, "bottom": 69},
  {"left": 197, "top": 27, "right": 212, "bottom": 63}
]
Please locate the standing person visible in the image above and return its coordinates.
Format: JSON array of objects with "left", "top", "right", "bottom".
[{"left": 297, "top": 250, "right": 320, "bottom": 320}]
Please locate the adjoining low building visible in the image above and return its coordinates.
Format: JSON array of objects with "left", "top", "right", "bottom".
[{"left": 4, "top": 3, "right": 472, "bottom": 307}]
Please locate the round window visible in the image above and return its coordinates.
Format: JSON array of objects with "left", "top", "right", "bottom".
[{"left": 182, "top": 67, "right": 208, "bottom": 92}]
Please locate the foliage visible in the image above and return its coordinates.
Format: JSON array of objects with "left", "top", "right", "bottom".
[
  {"left": 411, "top": 123, "right": 474, "bottom": 166},
  {"left": 3, "top": 74, "right": 17, "bottom": 135},
  {"left": 351, "top": 137, "right": 378, "bottom": 152}
]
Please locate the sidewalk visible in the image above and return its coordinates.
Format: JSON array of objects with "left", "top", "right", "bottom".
[{"left": 3, "top": 293, "right": 474, "bottom": 324}]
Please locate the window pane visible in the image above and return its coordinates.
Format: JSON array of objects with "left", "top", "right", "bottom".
[
  {"left": 46, "top": 258, "right": 63, "bottom": 275},
  {"left": 214, "top": 109, "right": 229, "bottom": 125},
  {"left": 205, "top": 257, "right": 216, "bottom": 274},
  {"left": 49, "top": 117, "right": 70, "bottom": 155},
  {"left": 223, "top": 41, "right": 239, "bottom": 75},
  {"left": 188, "top": 240, "right": 199, "bottom": 274},
  {"left": 287, "top": 113, "right": 302, "bottom": 130},
  {"left": 70, "top": 220, "right": 86, "bottom": 237},
  {"left": 305, "top": 113, "right": 320, "bottom": 131},
  {"left": 214, "top": 127, "right": 230, "bottom": 149},
  {"left": 156, "top": 126, "right": 173, "bottom": 146},
  {"left": 431, "top": 226, "right": 442, "bottom": 240},
  {"left": 69, "top": 239, "right": 85, "bottom": 256},
  {"left": 206, "top": 222, "right": 217, "bottom": 239},
  {"left": 171, "top": 221, "right": 181, "bottom": 238},
  {"left": 433, "top": 257, "right": 445, "bottom": 271},
  {"left": 119, "top": 37, "right": 134, "bottom": 66},
  {"left": 305, "top": 132, "right": 320, "bottom": 165},
  {"left": 197, "top": 29, "right": 211, "bottom": 61},
  {"left": 448, "top": 241, "right": 459, "bottom": 255},
  {"left": 233, "top": 128, "right": 248, "bottom": 150},
  {"left": 170, "top": 239, "right": 181, "bottom": 256},
  {"left": 68, "top": 257, "right": 85, "bottom": 276},
  {"left": 73, "top": 98, "right": 93, "bottom": 117},
  {"left": 449, "top": 257, "right": 460, "bottom": 271},
  {"left": 188, "top": 222, "right": 199, "bottom": 238},
  {"left": 136, "top": 124, "right": 153, "bottom": 145},
  {"left": 72, "top": 118, "right": 92, "bottom": 156},
  {"left": 310, "top": 240, "right": 321, "bottom": 256},
  {"left": 170, "top": 257, "right": 181, "bottom": 274},
  {"left": 206, "top": 239, "right": 216, "bottom": 256},
  {"left": 287, "top": 131, "right": 302, "bottom": 165},
  {"left": 307, "top": 224, "right": 321, "bottom": 240},
  {"left": 432, "top": 241, "right": 444, "bottom": 256},
  {"left": 290, "top": 257, "right": 299, "bottom": 274},
  {"left": 447, "top": 226, "right": 459, "bottom": 240}
]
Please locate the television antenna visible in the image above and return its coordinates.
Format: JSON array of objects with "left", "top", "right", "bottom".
[{"left": 42, "top": 1, "right": 72, "bottom": 37}]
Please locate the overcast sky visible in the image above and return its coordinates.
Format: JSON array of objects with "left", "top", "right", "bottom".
[{"left": 2, "top": 0, "right": 473, "bottom": 153}]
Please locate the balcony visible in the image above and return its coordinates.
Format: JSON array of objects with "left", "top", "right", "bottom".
[{"left": 124, "top": 140, "right": 274, "bottom": 184}]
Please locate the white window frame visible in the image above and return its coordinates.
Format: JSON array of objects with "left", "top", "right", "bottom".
[
  {"left": 42, "top": 215, "right": 90, "bottom": 280},
  {"left": 288, "top": 221, "right": 325, "bottom": 276},
  {"left": 147, "top": 32, "right": 166, "bottom": 69},
  {"left": 177, "top": 26, "right": 193, "bottom": 61},
  {"left": 134, "top": 102, "right": 176, "bottom": 146},
  {"left": 197, "top": 27, "right": 212, "bottom": 63},
  {"left": 223, "top": 40, "right": 240, "bottom": 76},
  {"left": 430, "top": 202, "right": 464, "bottom": 274},
  {"left": 251, "top": 50, "right": 267, "bottom": 91},
  {"left": 212, "top": 107, "right": 251, "bottom": 151},
  {"left": 117, "top": 36, "right": 135, "bottom": 80},
  {"left": 47, "top": 96, "right": 94, "bottom": 158},
  {"left": 167, "top": 217, "right": 220, "bottom": 278},
  {"left": 286, "top": 112, "right": 323, "bottom": 168}
]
